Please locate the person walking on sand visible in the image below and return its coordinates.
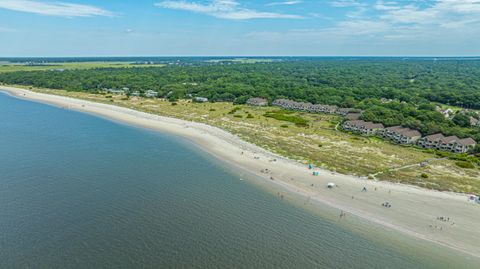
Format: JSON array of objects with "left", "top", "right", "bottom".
[{"left": 362, "top": 187, "right": 367, "bottom": 192}]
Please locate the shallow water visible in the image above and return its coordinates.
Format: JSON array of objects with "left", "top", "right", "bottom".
[{"left": 0, "top": 92, "right": 475, "bottom": 268}]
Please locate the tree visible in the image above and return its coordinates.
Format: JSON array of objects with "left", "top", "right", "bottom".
[{"left": 452, "top": 113, "right": 471, "bottom": 127}]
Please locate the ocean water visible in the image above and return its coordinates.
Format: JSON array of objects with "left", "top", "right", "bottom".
[{"left": 0, "top": 92, "right": 475, "bottom": 269}]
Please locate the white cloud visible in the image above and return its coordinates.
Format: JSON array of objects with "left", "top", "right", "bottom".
[
  {"left": 246, "top": 0, "right": 480, "bottom": 55},
  {"left": 373, "top": 1, "right": 399, "bottom": 11},
  {"left": 155, "top": 0, "right": 303, "bottom": 20},
  {"left": 330, "top": 0, "right": 367, "bottom": 8},
  {"left": 266, "top": 1, "right": 302, "bottom": 6},
  {"left": 0, "top": 0, "right": 115, "bottom": 17}
]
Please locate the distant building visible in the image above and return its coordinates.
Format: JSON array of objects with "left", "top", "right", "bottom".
[
  {"left": 394, "top": 129, "right": 422, "bottom": 144},
  {"left": 336, "top": 108, "right": 351, "bottom": 116},
  {"left": 246, "top": 98, "right": 268, "bottom": 106},
  {"left": 145, "top": 90, "right": 158, "bottom": 98},
  {"left": 455, "top": 138, "right": 477, "bottom": 153},
  {"left": 130, "top": 91, "right": 141, "bottom": 97},
  {"left": 437, "top": 136, "right": 477, "bottom": 153},
  {"left": 105, "top": 88, "right": 125, "bottom": 95},
  {"left": 345, "top": 113, "right": 362, "bottom": 120},
  {"left": 436, "top": 106, "right": 454, "bottom": 118},
  {"left": 418, "top": 133, "right": 445, "bottom": 149},
  {"left": 272, "top": 99, "right": 339, "bottom": 114},
  {"left": 342, "top": 120, "right": 384, "bottom": 135},
  {"left": 194, "top": 97, "right": 209, "bottom": 103},
  {"left": 380, "top": 126, "right": 421, "bottom": 144},
  {"left": 470, "top": 117, "right": 480, "bottom": 127}
]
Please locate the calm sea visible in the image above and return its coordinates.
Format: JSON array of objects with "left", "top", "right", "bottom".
[{"left": 0, "top": 92, "right": 475, "bottom": 268}]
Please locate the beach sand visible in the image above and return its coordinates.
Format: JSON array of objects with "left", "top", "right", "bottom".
[{"left": 2, "top": 86, "right": 480, "bottom": 259}]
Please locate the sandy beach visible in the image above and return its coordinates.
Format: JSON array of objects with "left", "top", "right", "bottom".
[{"left": 2, "top": 86, "right": 480, "bottom": 259}]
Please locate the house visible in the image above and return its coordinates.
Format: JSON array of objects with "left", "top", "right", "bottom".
[
  {"left": 145, "top": 90, "right": 158, "bottom": 98},
  {"left": 380, "top": 126, "right": 403, "bottom": 138},
  {"left": 246, "top": 98, "right": 268, "bottom": 106},
  {"left": 360, "top": 122, "right": 385, "bottom": 135},
  {"left": 381, "top": 126, "right": 421, "bottom": 144},
  {"left": 194, "top": 97, "right": 209, "bottom": 103},
  {"left": 336, "top": 108, "right": 351, "bottom": 116},
  {"left": 394, "top": 129, "right": 422, "bottom": 144},
  {"left": 437, "top": 107, "right": 454, "bottom": 118},
  {"left": 454, "top": 138, "right": 477, "bottom": 153},
  {"left": 438, "top": 136, "right": 460, "bottom": 152},
  {"left": 105, "top": 88, "right": 125, "bottom": 95},
  {"left": 342, "top": 120, "right": 384, "bottom": 135},
  {"left": 342, "top": 120, "right": 365, "bottom": 132},
  {"left": 417, "top": 133, "right": 444, "bottom": 149},
  {"left": 130, "top": 91, "right": 140, "bottom": 97},
  {"left": 470, "top": 117, "right": 480, "bottom": 127},
  {"left": 345, "top": 113, "right": 362, "bottom": 120}
]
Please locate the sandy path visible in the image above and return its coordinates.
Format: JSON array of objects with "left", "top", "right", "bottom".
[{"left": 2, "top": 86, "right": 480, "bottom": 259}]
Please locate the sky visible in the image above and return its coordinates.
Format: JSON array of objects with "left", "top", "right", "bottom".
[{"left": 0, "top": 0, "right": 479, "bottom": 57}]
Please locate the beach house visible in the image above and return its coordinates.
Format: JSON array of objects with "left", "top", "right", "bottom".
[
  {"left": 345, "top": 113, "right": 362, "bottom": 120},
  {"left": 105, "top": 88, "right": 125, "bottom": 95},
  {"left": 454, "top": 138, "right": 477, "bottom": 153},
  {"left": 342, "top": 120, "right": 384, "bottom": 135},
  {"left": 381, "top": 126, "right": 421, "bottom": 144},
  {"left": 394, "top": 129, "right": 422, "bottom": 144},
  {"left": 470, "top": 117, "right": 480, "bottom": 127},
  {"left": 417, "top": 133, "right": 445, "bottom": 149},
  {"left": 438, "top": 136, "right": 460, "bottom": 152},
  {"left": 336, "top": 108, "right": 351, "bottom": 116},
  {"left": 194, "top": 97, "right": 209, "bottom": 103},
  {"left": 145, "top": 90, "right": 158, "bottom": 98}
]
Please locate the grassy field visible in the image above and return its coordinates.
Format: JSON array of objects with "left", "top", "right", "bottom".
[
  {"left": 0, "top": 62, "right": 165, "bottom": 73},
  {"left": 20, "top": 87, "right": 480, "bottom": 193}
]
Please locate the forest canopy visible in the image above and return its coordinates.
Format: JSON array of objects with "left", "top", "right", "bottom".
[{"left": 1, "top": 58, "right": 479, "bottom": 141}]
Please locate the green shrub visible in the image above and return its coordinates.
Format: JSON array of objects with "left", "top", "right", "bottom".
[
  {"left": 455, "top": 161, "right": 475, "bottom": 169},
  {"left": 280, "top": 124, "right": 288, "bottom": 128},
  {"left": 228, "top": 107, "right": 241, "bottom": 114},
  {"left": 209, "top": 108, "right": 216, "bottom": 112},
  {"left": 171, "top": 102, "right": 177, "bottom": 106},
  {"left": 246, "top": 114, "right": 254, "bottom": 118},
  {"left": 421, "top": 173, "right": 429, "bottom": 178},
  {"left": 234, "top": 114, "right": 242, "bottom": 118},
  {"left": 264, "top": 111, "right": 309, "bottom": 127}
]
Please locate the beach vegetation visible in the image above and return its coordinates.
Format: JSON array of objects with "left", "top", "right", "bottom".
[{"left": 455, "top": 161, "right": 475, "bottom": 169}]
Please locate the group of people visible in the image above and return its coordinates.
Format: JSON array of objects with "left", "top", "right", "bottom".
[
  {"left": 382, "top": 202, "right": 392, "bottom": 208},
  {"left": 437, "top": 216, "right": 454, "bottom": 225}
]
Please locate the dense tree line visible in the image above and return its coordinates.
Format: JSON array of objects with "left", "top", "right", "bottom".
[{"left": 1, "top": 58, "right": 479, "bottom": 140}]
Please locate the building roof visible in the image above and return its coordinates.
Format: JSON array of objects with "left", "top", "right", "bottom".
[
  {"left": 400, "top": 130, "right": 422, "bottom": 138},
  {"left": 345, "top": 113, "right": 362, "bottom": 120},
  {"left": 423, "top": 133, "right": 444, "bottom": 141},
  {"left": 386, "top": 126, "right": 403, "bottom": 131},
  {"left": 363, "top": 122, "right": 384, "bottom": 129},
  {"left": 440, "top": 136, "right": 459, "bottom": 144},
  {"left": 471, "top": 117, "right": 479, "bottom": 125},
  {"left": 457, "top": 138, "right": 477, "bottom": 146}
]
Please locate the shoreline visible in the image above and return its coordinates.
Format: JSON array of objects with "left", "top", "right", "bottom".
[{"left": 2, "top": 86, "right": 480, "bottom": 259}]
